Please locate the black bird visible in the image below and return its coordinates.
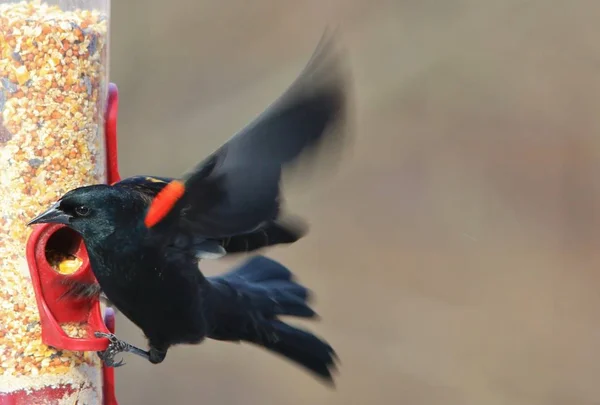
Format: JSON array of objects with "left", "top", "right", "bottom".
[{"left": 28, "top": 32, "right": 348, "bottom": 383}]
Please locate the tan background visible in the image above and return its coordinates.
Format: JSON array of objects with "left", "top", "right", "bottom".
[{"left": 107, "top": 1, "right": 600, "bottom": 404}]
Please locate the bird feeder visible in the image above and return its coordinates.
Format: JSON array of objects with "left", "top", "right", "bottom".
[{"left": 0, "top": 0, "right": 119, "bottom": 403}]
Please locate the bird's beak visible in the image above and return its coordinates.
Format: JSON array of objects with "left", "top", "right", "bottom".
[{"left": 28, "top": 202, "right": 71, "bottom": 226}]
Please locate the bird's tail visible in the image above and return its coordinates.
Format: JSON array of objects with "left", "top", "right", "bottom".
[{"left": 207, "top": 256, "right": 337, "bottom": 384}]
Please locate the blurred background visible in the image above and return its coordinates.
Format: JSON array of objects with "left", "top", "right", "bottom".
[{"left": 108, "top": 1, "right": 600, "bottom": 404}]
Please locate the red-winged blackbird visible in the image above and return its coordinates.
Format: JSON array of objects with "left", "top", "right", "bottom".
[{"left": 28, "top": 33, "right": 348, "bottom": 384}]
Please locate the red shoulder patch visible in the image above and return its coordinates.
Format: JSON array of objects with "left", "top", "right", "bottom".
[{"left": 144, "top": 180, "right": 186, "bottom": 228}]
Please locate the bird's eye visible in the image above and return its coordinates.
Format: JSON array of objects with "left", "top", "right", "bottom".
[{"left": 74, "top": 206, "right": 90, "bottom": 217}]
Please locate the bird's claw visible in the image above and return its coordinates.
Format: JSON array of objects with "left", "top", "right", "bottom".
[
  {"left": 95, "top": 332, "right": 128, "bottom": 367},
  {"left": 99, "top": 352, "right": 125, "bottom": 368}
]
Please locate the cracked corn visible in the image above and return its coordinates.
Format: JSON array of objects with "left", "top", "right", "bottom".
[
  {"left": 46, "top": 250, "right": 83, "bottom": 275},
  {"left": 0, "top": 0, "right": 107, "bottom": 395}
]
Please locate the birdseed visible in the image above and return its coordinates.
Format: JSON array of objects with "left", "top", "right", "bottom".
[
  {"left": 46, "top": 250, "right": 83, "bottom": 275},
  {"left": 0, "top": 0, "right": 108, "bottom": 397}
]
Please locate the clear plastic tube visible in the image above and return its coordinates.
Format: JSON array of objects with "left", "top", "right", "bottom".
[{"left": 0, "top": 0, "right": 109, "bottom": 402}]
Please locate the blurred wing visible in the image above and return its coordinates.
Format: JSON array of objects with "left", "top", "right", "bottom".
[
  {"left": 145, "top": 31, "right": 349, "bottom": 239},
  {"left": 218, "top": 216, "right": 308, "bottom": 255}
]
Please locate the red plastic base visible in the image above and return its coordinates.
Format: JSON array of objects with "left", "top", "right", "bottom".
[{"left": 6, "top": 83, "right": 122, "bottom": 404}]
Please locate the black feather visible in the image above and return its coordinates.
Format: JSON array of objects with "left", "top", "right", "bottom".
[{"left": 206, "top": 256, "right": 336, "bottom": 381}]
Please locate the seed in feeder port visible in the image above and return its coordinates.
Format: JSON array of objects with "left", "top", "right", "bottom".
[
  {"left": 60, "top": 322, "right": 88, "bottom": 339},
  {"left": 46, "top": 250, "right": 83, "bottom": 275},
  {"left": 58, "top": 257, "right": 83, "bottom": 275}
]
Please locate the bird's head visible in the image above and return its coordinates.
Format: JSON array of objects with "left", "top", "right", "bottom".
[{"left": 28, "top": 185, "right": 137, "bottom": 241}]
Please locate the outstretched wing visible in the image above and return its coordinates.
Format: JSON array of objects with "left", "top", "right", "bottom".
[{"left": 144, "top": 31, "right": 349, "bottom": 241}]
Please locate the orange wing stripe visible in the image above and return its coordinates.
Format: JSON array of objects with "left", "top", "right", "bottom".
[{"left": 144, "top": 180, "right": 186, "bottom": 228}]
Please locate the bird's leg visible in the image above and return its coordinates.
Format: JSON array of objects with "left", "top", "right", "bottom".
[
  {"left": 148, "top": 345, "right": 167, "bottom": 364},
  {"left": 94, "top": 332, "right": 150, "bottom": 367}
]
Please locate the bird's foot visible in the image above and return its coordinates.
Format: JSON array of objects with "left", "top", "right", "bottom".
[
  {"left": 94, "top": 332, "right": 131, "bottom": 367},
  {"left": 95, "top": 331, "right": 154, "bottom": 367}
]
